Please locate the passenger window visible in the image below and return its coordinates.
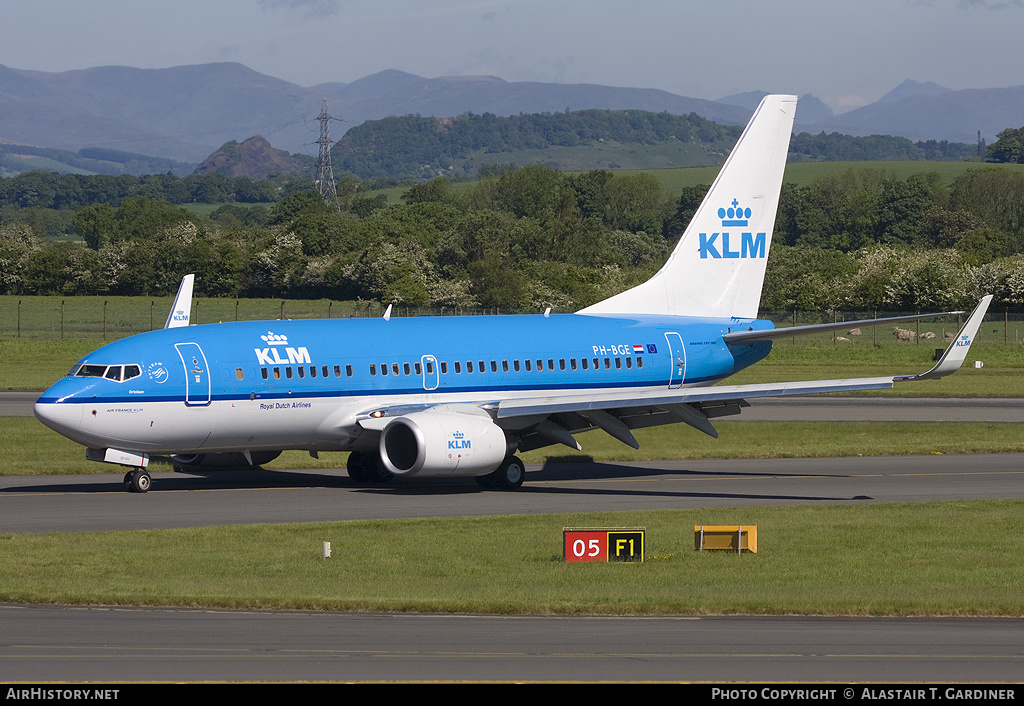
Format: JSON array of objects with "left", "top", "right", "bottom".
[
  {"left": 604, "top": 358, "right": 610, "bottom": 369},
  {"left": 513, "top": 360, "right": 520, "bottom": 372},
  {"left": 559, "top": 359, "right": 566, "bottom": 371},
  {"left": 467, "top": 361, "right": 473, "bottom": 373},
  {"left": 439, "top": 362, "right": 447, "bottom": 374},
  {"left": 455, "top": 361, "right": 462, "bottom": 374},
  {"left": 626, "top": 357, "right": 632, "bottom": 369},
  {"left": 235, "top": 368, "right": 244, "bottom": 381},
  {"left": 393, "top": 363, "right": 400, "bottom": 376},
  {"left": 525, "top": 359, "right": 532, "bottom": 372},
  {"left": 286, "top": 367, "right": 294, "bottom": 379},
  {"left": 274, "top": 367, "right": 281, "bottom": 379},
  {"left": 370, "top": 364, "right": 377, "bottom": 376},
  {"left": 381, "top": 364, "right": 388, "bottom": 376},
  {"left": 404, "top": 362, "right": 411, "bottom": 376},
  {"left": 615, "top": 358, "right": 622, "bottom": 369},
  {"left": 346, "top": 365, "right": 353, "bottom": 377},
  {"left": 637, "top": 357, "right": 644, "bottom": 368},
  {"left": 416, "top": 362, "right": 423, "bottom": 375},
  {"left": 490, "top": 360, "right": 497, "bottom": 373},
  {"left": 570, "top": 359, "right": 577, "bottom": 370},
  {"left": 548, "top": 359, "right": 554, "bottom": 371},
  {"left": 322, "top": 365, "right": 329, "bottom": 377},
  {"left": 479, "top": 360, "right": 485, "bottom": 373},
  {"left": 261, "top": 368, "right": 269, "bottom": 380},
  {"left": 582, "top": 358, "right": 589, "bottom": 370},
  {"left": 297, "top": 366, "right": 304, "bottom": 379}
]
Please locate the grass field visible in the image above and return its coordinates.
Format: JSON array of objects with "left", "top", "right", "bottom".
[
  {"left": 623, "top": 160, "right": 1024, "bottom": 193},
  {"left": 0, "top": 501, "right": 1021, "bottom": 615}
]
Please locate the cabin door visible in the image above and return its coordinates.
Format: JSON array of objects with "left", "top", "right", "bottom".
[
  {"left": 421, "top": 355, "right": 439, "bottom": 391},
  {"left": 175, "top": 342, "right": 212, "bottom": 406},
  {"left": 664, "top": 332, "right": 686, "bottom": 389}
]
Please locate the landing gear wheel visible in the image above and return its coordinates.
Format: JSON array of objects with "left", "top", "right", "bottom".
[
  {"left": 348, "top": 451, "right": 392, "bottom": 484},
  {"left": 496, "top": 456, "right": 525, "bottom": 490},
  {"left": 123, "top": 471, "right": 134, "bottom": 491},
  {"left": 475, "top": 473, "right": 499, "bottom": 490},
  {"left": 127, "top": 469, "right": 151, "bottom": 493}
]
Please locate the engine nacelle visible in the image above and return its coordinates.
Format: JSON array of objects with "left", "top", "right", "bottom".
[
  {"left": 170, "top": 451, "right": 282, "bottom": 468},
  {"left": 378, "top": 407, "right": 509, "bottom": 477}
]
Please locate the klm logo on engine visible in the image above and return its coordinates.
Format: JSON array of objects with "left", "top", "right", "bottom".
[
  {"left": 448, "top": 430, "right": 471, "bottom": 450},
  {"left": 699, "top": 198, "right": 766, "bottom": 259},
  {"left": 254, "top": 331, "right": 311, "bottom": 366}
]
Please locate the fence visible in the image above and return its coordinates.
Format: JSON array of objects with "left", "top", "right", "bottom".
[
  {"left": 0, "top": 296, "right": 529, "bottom": 340},
  {"left": 3, "top": 295, "right": 1023, "bottom": 345}
]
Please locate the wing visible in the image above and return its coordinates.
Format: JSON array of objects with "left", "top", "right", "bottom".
[
  {"left": 493, "top": 295, "right": 993, "bottom": 450},
  {"left": 348, "top": 296, "right": 991, "bottom": 456}
]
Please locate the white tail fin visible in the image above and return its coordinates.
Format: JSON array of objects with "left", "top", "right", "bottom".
[
  {"left": 164, "top": 274, "right": 195, "bottom": 328},
  {"left": 579, "top": 94, "right": 797, "bottom": 319}
]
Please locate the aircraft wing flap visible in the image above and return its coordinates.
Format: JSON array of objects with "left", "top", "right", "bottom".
[{"left": 496, "top": 377, "right": 895, "bottom": 419}]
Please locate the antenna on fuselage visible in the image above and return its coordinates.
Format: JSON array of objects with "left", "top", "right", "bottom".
[{"left": 164, "top": 274, "right": 195, "bottom": 329}]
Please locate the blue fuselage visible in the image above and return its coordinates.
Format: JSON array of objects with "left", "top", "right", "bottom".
[{"left": 35, "top": 312, "right": 774, "bottom": 455}]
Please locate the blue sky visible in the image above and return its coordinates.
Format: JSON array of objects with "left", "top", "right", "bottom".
[{"left": 2, "top": 0, "right": 1022, "bottom": 112}]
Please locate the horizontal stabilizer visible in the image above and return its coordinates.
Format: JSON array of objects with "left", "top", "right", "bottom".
[{"left": 724, "top": 310, "right": 962, "bottom": 344}]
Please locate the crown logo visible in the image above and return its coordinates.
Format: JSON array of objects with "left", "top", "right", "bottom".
[
  {"left": 718, "top": 198, "right": 751, "bottom": 227},
  {"left": 261, "top": 332, "right": 288, "bottom": 344},
  {"left": 452, "top": 431, "right": 464, "bottom": 439}
]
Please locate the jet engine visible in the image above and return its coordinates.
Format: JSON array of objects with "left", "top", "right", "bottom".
[
  {"left": 378, "top": 407, "right": 510, "bottom": 477},
  {"left": 170, "top": 451, "right": 282, "bottom": 468}
]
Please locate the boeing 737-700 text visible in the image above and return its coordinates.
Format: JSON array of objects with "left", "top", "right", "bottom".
[{"left": 34, "top": 95, "right": 992, "bottom": 492}]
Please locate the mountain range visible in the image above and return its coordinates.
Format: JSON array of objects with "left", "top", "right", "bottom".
[{"left": 1, "top": 62, "right": 1020, "bottom": 164}]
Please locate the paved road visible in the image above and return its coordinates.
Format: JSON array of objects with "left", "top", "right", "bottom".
[
  {"left": 2, "top": 605, "right": 1022, "bottom": 684},
  {"left": 3, "top": 453, "right": 1023, "bottom": 533}
]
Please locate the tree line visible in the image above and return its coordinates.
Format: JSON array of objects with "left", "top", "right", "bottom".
[{"left": 2, "top": 163, "right": 1024, "bottom": 312}]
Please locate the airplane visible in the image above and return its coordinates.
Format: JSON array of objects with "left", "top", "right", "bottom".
[{"left": 34, "top": 95, "right": 993, "bottom": 493}]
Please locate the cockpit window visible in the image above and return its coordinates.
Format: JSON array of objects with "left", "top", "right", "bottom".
[{"left": 72, "top": 363, "right": 141, "bottom": 382}]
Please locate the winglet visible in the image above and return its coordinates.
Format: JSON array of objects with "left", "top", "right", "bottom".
[
  {"left": 164, "top": 274, "right": 195, "bottom": 329},
  {"left": 894, "top": 295, "right": 992, "bottom": 382}
]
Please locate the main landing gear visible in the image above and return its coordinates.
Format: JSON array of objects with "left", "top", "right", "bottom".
[
  {"left": 123, "top": 469, "right": 151, "bottom": 493},
  {"left": 475, "top": 455, "right": 525, "bottom": 491},
  {"left": 346, "top": 451, "right": 394, "bottom": 484}
]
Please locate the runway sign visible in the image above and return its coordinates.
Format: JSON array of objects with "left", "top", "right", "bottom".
[
  {"left": 695, "top": 525, "right": 757, "bottom": 553},
  {"left": 563, "top": 528, "right": 644, "bottom": 562}
]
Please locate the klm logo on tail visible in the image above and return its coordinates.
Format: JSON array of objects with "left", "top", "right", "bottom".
[{"left": 699, "top": 198, "right": 766, "bottom": 260}]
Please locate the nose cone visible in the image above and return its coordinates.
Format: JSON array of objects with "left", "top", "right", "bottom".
[{"left": 35, "top": 379, "right": 85, "bottom": 438}]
